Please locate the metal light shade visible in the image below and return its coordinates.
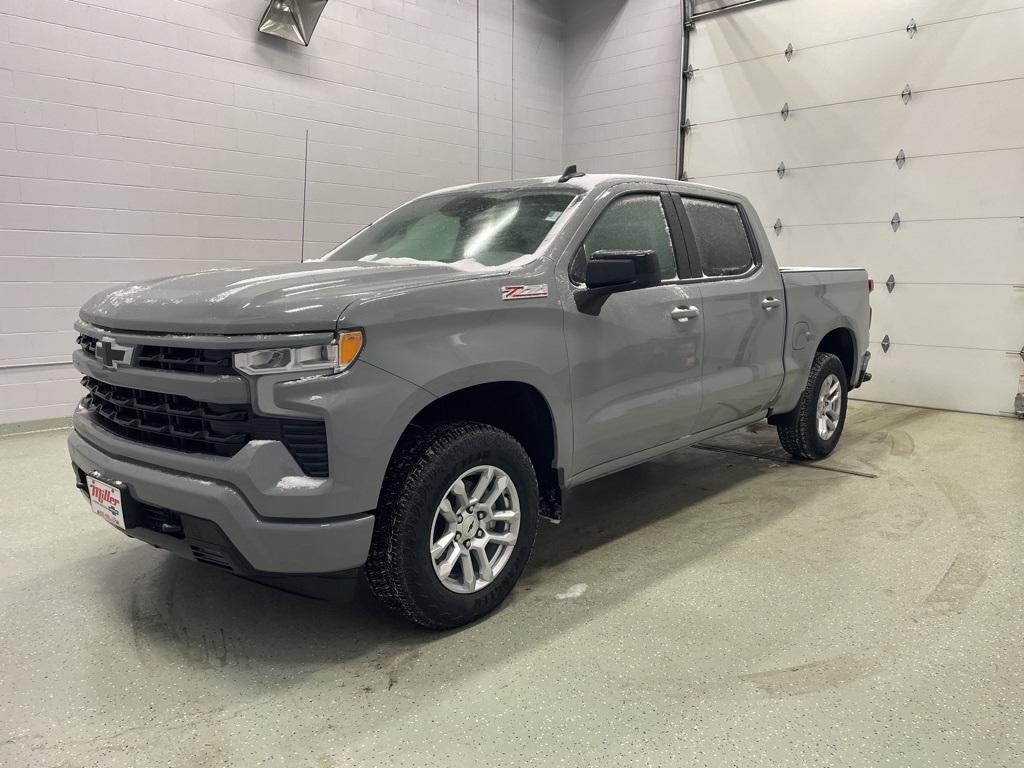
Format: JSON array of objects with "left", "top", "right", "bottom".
[{"left": 258, "top": 0, "right": 328, "bottom": 46}]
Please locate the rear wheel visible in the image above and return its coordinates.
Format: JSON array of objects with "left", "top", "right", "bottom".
[
  {"left": 366, "top": 421, "right": 539, "bottom": 629},
  {"left": 775, "top": 352, "right": 848, "bottom": 460}
]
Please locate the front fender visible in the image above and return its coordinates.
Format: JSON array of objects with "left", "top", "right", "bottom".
[{"left": 418, "top": 361, "right": 572, "bottom": 476}]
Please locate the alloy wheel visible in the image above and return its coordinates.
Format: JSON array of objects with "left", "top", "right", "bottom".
[
  {"left": 816, "top": 373, "right": 842, "bottom": 440},
  {"left": 429, "top": 465, "right": 520, "bottom": 594}
]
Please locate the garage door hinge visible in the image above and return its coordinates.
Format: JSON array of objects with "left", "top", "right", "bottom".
[
  {"left": 777, "top": 161, "right": 786, "bottom": 179},
  {"left": 784, "top": 43, "right": 793, "bottom": 61},
  {"left": 896, "top": 149, "right": 906, "bottom": 169},
  {"left": 681, "top": 118, "right": 691, "bottom": 134},
  {"left": 881, "top": 335, "right": 891, "bottom": 353},
  {"left": 901, "top": 84, "right": 912, "bottom": 104},
  {"left": 886, "top": 274, "right": 896, "bottom": 293},
  {"left": 780, "top": 102, "right": 790, "bottom": 121},
  {"left": 773, "top": 218, "right": 783, "bottom": 235},
  {"left": 1006, "top": 346, "right": 1024, "bottom": 364},
  {"left": 684, "top": 63, "right": 694, "bottom": 80},
  {"left": 890, "top": 212, "right": 901, "bottom": 232},
  {"left": 906, "top": 18, "right": 917, "bottom": 38}
]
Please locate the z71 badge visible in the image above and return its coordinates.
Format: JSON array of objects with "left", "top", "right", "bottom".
[{"left": 501, "top": 285, "right": 549, "bottom": 301}]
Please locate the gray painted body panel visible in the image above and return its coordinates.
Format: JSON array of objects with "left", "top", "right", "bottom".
[
  {"left": 772, "top": 268, "right": 871, "bottom": 414},
  {"left": 691, "top": 267, "right": 786, "bottom": 433},
  {"left": 568, "top": 410, "right": 769, "bottom": 487},
  {"left": 68, "top": 173, "right": 870, "bottom": 574},
  {"left": 79, "top": 261, "right": 494, "bottom": 334},
  {"left": 68, "top": 429, "right": 373, "bottom": 574},
  {"left": 70, "top": 359, "right": 433, "bottom": 521},
  {"left": 562, "top": 281, "right": 704, "bottom": 474},
  {"left": 552, "top": 181, "right": 705, "bottom": 475}
]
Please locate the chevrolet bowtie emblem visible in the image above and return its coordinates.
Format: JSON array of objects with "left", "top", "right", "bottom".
[{"left": 95, "top": 337, "right": 134, "bottom": 369}]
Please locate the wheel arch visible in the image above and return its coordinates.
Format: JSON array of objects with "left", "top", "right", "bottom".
[
  {"left": 816, "top": 326, "right": 857, "bottom": 385},
  {"left": 387, "top": 378, "right": 565, "bottom": 520}
]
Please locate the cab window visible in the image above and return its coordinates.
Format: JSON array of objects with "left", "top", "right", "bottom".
[{"left": 571, "top": 194, "right": 677, "bottom": 283}]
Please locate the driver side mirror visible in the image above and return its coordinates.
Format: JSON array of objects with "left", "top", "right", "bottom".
[{"left": 581, "top": 249, "right": 661, "bottom": 297}]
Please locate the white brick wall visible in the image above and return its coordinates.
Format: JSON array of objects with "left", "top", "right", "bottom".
[
  {"left": 479, "top": 0, "right": 563, "bottom": 180},
  {"left": 562, "top": 0, "right": 682, "bottom": 177},
  {"left": 0, "top": 0, "right": 566, "bottom": 425}
]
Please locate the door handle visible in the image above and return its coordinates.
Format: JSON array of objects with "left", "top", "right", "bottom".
[
  {"left": 761, "top": 297, "right": 782, "bottom": 310},
  {"left": 670, "top": 306, "right": 700, "bottom": 322}
]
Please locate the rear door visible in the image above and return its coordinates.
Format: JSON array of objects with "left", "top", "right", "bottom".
[
  {"left": 671, "top": 193, "right": 786, "bottom": 433},
  {"left": 563, "top": 188, "right": 704, "bottom": 475}
]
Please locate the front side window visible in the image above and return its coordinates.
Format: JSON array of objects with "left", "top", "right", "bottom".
[
  {"left": 572, "top": 194, "right": 677, "bottom": 283},
  {"left": 322, "top": 190, "right": 578, "bottom": 268},
  {"left": 679, "top": 198, "right": 756, "bottom": 277}
]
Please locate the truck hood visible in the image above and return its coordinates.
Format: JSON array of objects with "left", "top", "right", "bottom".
[{"left": 80, "top": 261, "right": 492, "bottom": 334}]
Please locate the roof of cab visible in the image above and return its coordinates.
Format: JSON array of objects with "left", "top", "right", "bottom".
[{"left": 424, "top": 172, "right": 729, "bottom": 198}]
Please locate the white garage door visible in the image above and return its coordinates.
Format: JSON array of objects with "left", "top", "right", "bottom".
[{"left": 683, "top": 0, "right": 1024, "bottom": 416}]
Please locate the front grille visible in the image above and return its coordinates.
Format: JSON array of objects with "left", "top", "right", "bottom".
[
  {"left": 81, "top": 377, "right": 329, "bottom": 477},
  {"left": 136, "top": 345, "right": 234, "bottom": 375},
  {"left": 78, "top": 334, "right": 233, "bottom": 375},
  {"left": 78, "top": 334, "right": 97, "bottom": 356}
]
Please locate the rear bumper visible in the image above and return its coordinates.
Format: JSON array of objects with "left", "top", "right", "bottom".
[
  {"left": 69, "top": 427, "right": 375, "bottom": 574},
  {"left": 852, "top": 350, "right": 872, "bottom": 388}
]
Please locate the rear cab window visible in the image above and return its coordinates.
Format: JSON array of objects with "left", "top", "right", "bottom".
[{"left": 676, "top": 197, "right": 757, "bottom": 279}]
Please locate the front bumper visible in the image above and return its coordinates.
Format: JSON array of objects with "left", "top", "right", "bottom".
[
  {"left": 67, "top": 327, "right": 437, "bottom": 575},
  {"left": 69, "top": 425, "right": 374, "bottom": 575}
]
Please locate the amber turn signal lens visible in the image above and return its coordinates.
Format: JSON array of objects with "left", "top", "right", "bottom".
[{"left": 337, "top": 330, "right": 364, "bottom": 369}]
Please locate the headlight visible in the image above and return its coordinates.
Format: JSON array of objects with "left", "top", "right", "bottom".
[{"left": 233, "top": 330, "right": 364, "bottom": 376}]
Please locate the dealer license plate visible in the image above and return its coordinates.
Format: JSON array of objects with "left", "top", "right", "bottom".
[{"left": 86, "top": 476, "right": 126, "bottom": 530}]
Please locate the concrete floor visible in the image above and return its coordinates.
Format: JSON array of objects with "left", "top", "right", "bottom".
[{"left": 1, "top": 401, "right": 1021, "bottom": 767}]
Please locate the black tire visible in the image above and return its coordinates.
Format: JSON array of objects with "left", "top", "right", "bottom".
[
  {"left": 366, "top": 421, "right": 539, "bottom": 629},
  {"left": 774, "top": 352, "right": 848, "bottom": 460}
]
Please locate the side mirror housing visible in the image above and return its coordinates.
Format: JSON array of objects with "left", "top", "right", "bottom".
[{"left": 581, "top": 250, "right": 661, "bottom": 296}]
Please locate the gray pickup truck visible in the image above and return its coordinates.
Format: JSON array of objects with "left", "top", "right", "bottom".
[{"left": 69, "top": 170, "right": 871, "bottom": 628}]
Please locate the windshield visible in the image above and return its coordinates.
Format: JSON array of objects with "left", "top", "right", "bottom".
[{"left": 321, "top": 189, "right": 578, "bottom": 268}]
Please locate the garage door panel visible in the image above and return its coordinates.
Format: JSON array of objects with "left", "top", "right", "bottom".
[
  {"left": 768, "top": 219, "right": 1024, "bottom": 286},
  {"left": 685, "top": 78, "right": 1024, "bottom": 178},
  {"left": 857, "top": 342, "right": 1021, "bottom": 415},
  {"left": 688, "top": 0, "right": 1024, "bottom": 67},
  {"left": 716, "top": 166, "right": 897, "bottom": 225},
  {"left": 869, "top": 285, "right": 1023, "bottom": 351},
  {"left": 689, "top": 9, "right": 1024, "bottom": 124},
  {"left": 720, "top": 150, "right": 1024, "bottom": 225},
  {"left": 686, "top": 0, "right": 1024, "bottom": 417}
]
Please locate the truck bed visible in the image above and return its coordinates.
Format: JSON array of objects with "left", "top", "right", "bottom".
[{"left": 771, "top": 266, "right": 871, "bottom": 414}]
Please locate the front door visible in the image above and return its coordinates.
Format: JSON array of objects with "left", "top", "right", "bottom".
[
  {"left": 672, "top": 193, "right": 787, "bottom": 433},
  {"left": 563, "top": 191, "right": 704, "bottom": 475}
]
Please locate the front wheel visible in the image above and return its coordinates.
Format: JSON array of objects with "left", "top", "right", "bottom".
[
  {"left": 774, "top": 351, "right": 848, "bottom": 460},
  {"left": 366, "top": 421, "right": 539, "bottom": 629}
]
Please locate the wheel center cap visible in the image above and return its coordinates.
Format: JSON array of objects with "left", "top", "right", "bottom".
[{"left": 459, "top": 514, "right": 478, "bottom": 538}]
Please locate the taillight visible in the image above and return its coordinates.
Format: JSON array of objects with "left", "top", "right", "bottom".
[{"left": 868, "top": 278, "right": 874, "bottom": 293}]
